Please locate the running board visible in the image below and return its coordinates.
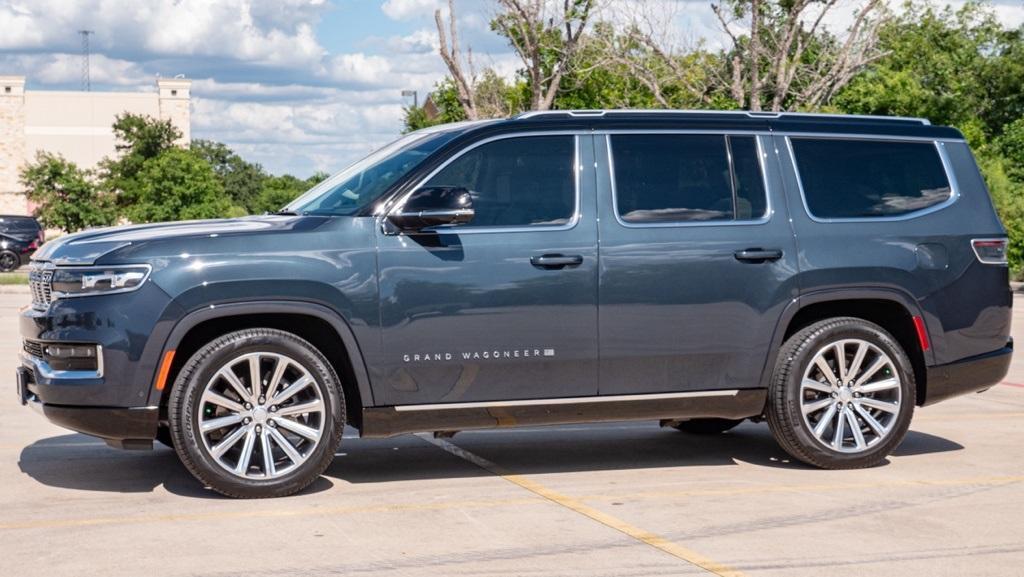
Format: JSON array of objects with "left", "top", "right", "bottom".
[{"left": 360, "top": 389, "right": 767, "bottom": 438}]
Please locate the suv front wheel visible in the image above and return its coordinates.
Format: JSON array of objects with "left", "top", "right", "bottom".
[
  {"left": 168, "top": 328, "right": 345, "bottom": 498},
  {"left": 767, "top": 317, "right": 915, "bottom": 469}
]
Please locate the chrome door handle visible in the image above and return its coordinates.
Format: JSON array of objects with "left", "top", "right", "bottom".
[{"left": 530, "top": 254, "right": 583, "bottom": 269}]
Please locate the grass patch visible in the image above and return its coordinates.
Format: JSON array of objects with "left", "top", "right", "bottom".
[{"left": 0, "top": 272, "right": 29, "bottom": 285}]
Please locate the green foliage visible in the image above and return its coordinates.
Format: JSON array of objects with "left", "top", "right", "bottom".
[
  {"left": 125, "top": 148, "right": 233, "bottom": 223},
  {"left": 191, "top": 139, "right": 267, "bottom": 212},
  {"left": 19, "top": 152, "right": 116, "bottom": 232},
  {"left": 251, "top": 173, "right": 325, "bottom": 214},
  {"left": 101, "top": 113, "right": 181, "bottom": 207}
]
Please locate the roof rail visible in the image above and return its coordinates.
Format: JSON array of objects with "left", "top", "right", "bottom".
[{"left": 513, "top": 109, "right": 931, "bottom": 126}]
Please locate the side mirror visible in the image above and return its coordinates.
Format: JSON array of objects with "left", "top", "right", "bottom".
[{"left": 386, "top": 186, "right": 475, "bottom": 233}]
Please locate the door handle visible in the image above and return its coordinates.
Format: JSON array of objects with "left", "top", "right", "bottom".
[
  {"left": 531, "top": 254, "right": 584, "bottom": 269},
  {"left": 734, "top": 248, "right": 783, "bottom": 263}
]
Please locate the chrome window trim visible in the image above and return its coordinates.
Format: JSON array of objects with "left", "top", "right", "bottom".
[
  {"left": 785, "top": 136, "right": 961, "bottom": 224},
  {"left": 20, "top": 345, "right": 104, "bottom": 380},
  {"left": 381, "top": 131, "right": 585, "bottom": 235},
  {"left": 604, "top": 131, "right": 774, "bottom": 229},
  {"left": 393, "top": 389, "right": 739, "bottom": 412}
]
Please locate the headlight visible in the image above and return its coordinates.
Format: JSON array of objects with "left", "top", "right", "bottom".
[{"left": 50, "top": 265, "right": 152, "bottom": 298}]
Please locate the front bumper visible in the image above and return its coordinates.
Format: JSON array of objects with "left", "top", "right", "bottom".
[
  {"left": 17, "top": 365, "right": 157, "bottom": 449},
  {"left": 923, "top": 340, "right": 1013, "bottom": 406}
]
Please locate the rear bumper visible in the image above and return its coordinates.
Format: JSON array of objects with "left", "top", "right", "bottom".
[{"left": 923, "top": 340, "right": 1013, "bottom": 406}]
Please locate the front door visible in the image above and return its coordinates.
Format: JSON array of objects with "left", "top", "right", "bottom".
[
  {"left": 596, "top": 131, "right": 799, "bottom": 395},
  {"left": 374, "top": 133, "right": 599, "bottom": 406}
]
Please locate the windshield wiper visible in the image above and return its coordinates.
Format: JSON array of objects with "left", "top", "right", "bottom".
[{"left": 273, "top": 209, "right": 301, "bottom": 216}]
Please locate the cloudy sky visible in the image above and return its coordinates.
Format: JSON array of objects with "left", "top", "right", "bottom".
[{"left": 1, "top": 0, "right": 1022, "bottom": 177}]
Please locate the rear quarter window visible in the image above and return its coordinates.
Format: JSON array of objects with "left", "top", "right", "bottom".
[{"left": 790, "top": 138, "right": 953, "bottom": 219}]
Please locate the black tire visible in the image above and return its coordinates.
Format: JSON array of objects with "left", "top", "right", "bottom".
[
  {"left": 168, "top": 328, "right": 345, "bottom": 498},
  {"left": 672, "top": 418, "right": 744, "bottom": 435},
  {"left": 0, "top": 250, "right": 19, "bottom": 272},
  {"left": 766, "top": 317, "right": 915, "bottom": 469}
]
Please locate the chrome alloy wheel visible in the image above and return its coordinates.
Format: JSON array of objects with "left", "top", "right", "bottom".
[
  {"left": 800, "top": 338, "right": 902, "bottom": 454},
  {"left": 198, "top": 352, "right": 326, "bottom": 479}
]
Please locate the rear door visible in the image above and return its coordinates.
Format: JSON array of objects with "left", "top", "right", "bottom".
[{"left": 596, "top": 131, "right": 799, "bottom": 395}]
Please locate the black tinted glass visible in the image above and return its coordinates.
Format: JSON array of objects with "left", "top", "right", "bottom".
[
  {"left": 610, "top": 134, "right": 767, "bottom": 223},
  {"left": 730, "top": 137, "right": 767, "bottom": 219},
  {"left": 0, "top": 217, "right": 39, "bottom": 233},
  {"left": 791, "top": 138, "right": 952, "bottom": 219},
  {"left": 425, "top": 136, "right": 575, "bottom": 227}
]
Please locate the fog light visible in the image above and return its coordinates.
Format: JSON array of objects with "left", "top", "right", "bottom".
[{"left": 41, "top": 343, "right": 101, "bottom": 372}]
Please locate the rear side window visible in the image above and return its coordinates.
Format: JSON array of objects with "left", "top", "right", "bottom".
[
  {"left": 0, "top": 217, "right": 39, "bottom": 233},
  {"left": 790, "top": 138, "right": 952, "bottom": 219},
  {"left": 424, "top": 135, "right": 576, "bottom": 228},
  {"left": 610, "top": 134, "right": 768, "bottom": 224}
]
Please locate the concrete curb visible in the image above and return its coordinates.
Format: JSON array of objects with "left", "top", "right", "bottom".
[
  {"left": 0, "top": 285, "right": 29, "bottom": 294},
  {"left": 1013, "top": 282, "right": 1023, "bottom": 293}
]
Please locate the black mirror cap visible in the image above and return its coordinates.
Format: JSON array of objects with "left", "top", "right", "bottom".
[{"left": 387, "top": 186, "right": 475, "bottom": 233}]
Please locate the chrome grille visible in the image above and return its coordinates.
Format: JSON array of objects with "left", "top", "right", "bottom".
[
  {"left": 29, "top": 268, "right": 53, "bottom": 309},
  {"left": 22, "top": 340, "right": 43, "bottom": 358}
]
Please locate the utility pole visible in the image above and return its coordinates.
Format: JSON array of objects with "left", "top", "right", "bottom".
[{"left": 78, "top": 30, "right": 93, "bottom": 91}]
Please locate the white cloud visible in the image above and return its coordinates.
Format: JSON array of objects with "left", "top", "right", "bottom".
[{"left": 382, "top": 0, "right": 442, "bottom": 21}]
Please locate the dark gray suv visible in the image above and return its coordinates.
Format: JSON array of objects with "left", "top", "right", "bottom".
[{"left": 17, "top": 111, "right": 1013, "bottom": 498}]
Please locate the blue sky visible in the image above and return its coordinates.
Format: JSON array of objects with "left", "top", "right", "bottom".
[{"left": 1, "top": 0, "right": 1022, "bottom": 177}]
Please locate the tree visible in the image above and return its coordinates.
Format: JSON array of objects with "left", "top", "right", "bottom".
[
  {"left": 434, "top": 0, "right": 480, "bottom": 119},
  {"left": 711, "top": 0, "right": 888, "bottom": 111},
  {"left": 191, "top": 139, "right": 267, "bottom": 212},
  {"left": 492, "top": 0, "right": 597, "bottom": 111},
  {"left": 101, "top": 113, "right": 182, "bottom": 208},
  {"left": 251, "top": 173, "right": 326, "bottom": 214},
  {"left": 836, "top": 2, "right": 1021, "bottom": 138},
  {"left": 19, "top": 152, "right": 116, "bottom": 232},
  {"left": 125, "top": 148, "right": 233, "bottom": 223}
]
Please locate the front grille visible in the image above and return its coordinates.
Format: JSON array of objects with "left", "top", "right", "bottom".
[
  {"left": 28, "top": 268, "right": 53, "bottom": 309},
  {"left": 23, "top": 340, "right": 43, "bottom": 358}
]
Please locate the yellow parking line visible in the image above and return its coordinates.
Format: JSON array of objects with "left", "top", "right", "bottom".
[{"left": 417, "top": 433, "right": 745, "bottom": 577}]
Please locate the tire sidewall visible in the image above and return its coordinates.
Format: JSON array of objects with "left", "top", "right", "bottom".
[
  {"left": 169, "top": 330, "right": 344, "bottom": 498},
  {"left": 0, "top": 251, "right": 19, "bottom": 272},
  {"left": 777, "top": 319, "right": 915, "bottom": 467}
]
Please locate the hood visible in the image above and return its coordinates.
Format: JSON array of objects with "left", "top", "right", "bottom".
[{"left": 34, "top": 215, "right": 326, "bottom": 265}]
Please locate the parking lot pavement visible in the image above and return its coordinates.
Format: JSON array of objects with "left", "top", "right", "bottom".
[{"left": 1, "top": 291, "right": 1022, "bottom": 577}]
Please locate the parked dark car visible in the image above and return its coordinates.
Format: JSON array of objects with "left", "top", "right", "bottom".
[
  {"left": 17, "top": 111, "right": 1012, "bottom": 498},
  {"left": 0, "top": 215, "right": 43, "bottom": 272}
]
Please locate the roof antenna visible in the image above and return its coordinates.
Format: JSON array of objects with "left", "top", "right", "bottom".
[{"left": 78, "top": 30, "right": 94, "bottom": 91}]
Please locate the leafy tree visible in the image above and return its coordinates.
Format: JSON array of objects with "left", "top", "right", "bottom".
[
  {"left": 125, "top": 148, "right": 233, "bottom": 223},
  {"left": 101, "top": 113, "right": 181, "bottom": 208},
  {"left": 19, "top": 152, "right": 116, "bottom": 232},
  {"left": 191, "top": 139, "right": 267, "bottom": 212},
  {"left": 251, "top": 173, "right": 325, "bottom": 214}
]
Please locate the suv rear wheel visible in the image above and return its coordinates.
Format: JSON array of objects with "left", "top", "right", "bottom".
[
  {"left": 767, "top": 317, "right": 915, "bottom": 469},
  {"left": 168, "top": 328, "right": 345, "bottom": 498}
]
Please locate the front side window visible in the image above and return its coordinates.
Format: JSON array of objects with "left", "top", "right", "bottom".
[
  {"left": 790, "top": 138, "right": 952, "bottom": 219},
  {"left": 423, "top": 135, "right": 576, "bottom": 228},
  {"left": 610, "top": 134, "right": 768, "bottom": 224}
]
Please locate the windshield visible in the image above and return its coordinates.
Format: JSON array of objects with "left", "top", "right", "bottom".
[{"left": 284, "top": 130, "right": 461, "bottom": 216}]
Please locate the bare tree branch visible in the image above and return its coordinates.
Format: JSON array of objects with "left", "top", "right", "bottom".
[{"left": 435, "top": 0, "right": 479, "bottom": 119}]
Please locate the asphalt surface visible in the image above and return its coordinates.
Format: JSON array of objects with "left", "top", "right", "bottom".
[{"left": 1, "top": 290, "right": 1022, "bottom": 577}]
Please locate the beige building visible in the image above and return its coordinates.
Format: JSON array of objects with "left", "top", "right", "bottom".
[{"left": 0, "top": 76, "right": 191, "bottom": 215}]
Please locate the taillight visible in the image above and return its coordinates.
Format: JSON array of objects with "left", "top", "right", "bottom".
[{"left": 972, "top": 239, "right": 1008, "bottom": 265}]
